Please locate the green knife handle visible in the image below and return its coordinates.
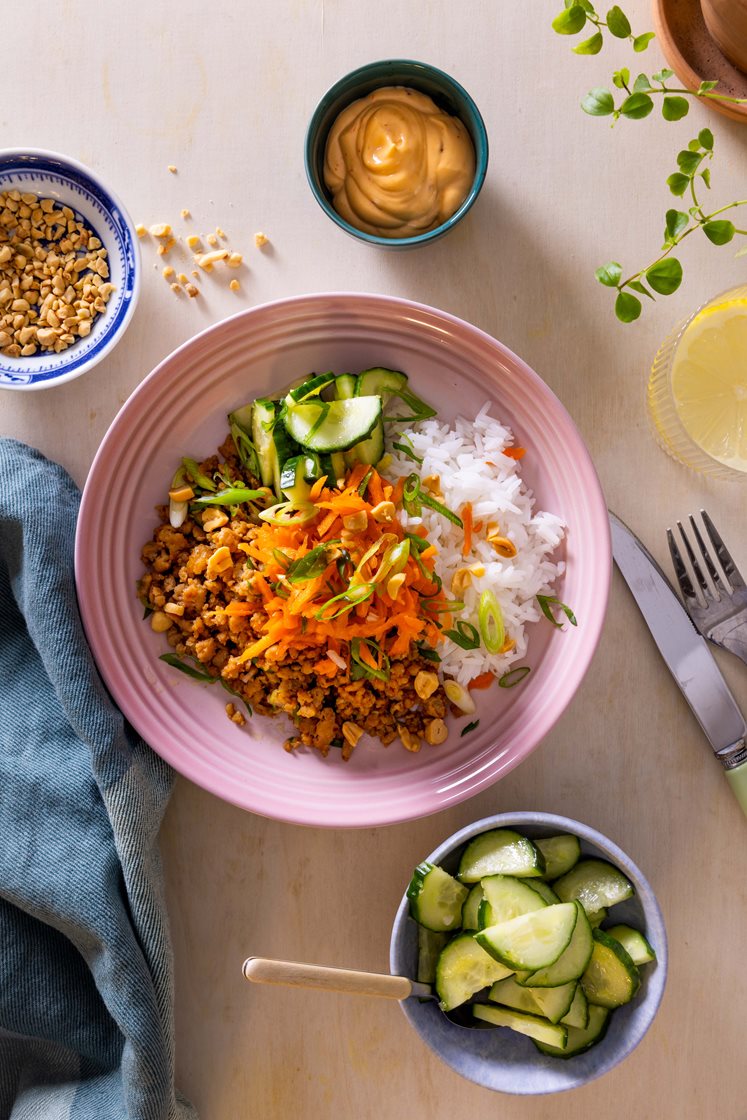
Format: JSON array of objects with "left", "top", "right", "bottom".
[{"left": 725, "top": 759, "right": 747, "bottom": 818}]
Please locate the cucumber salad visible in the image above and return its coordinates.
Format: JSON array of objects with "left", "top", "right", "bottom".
[
  {"left": 139, "top": 367, "right": 571, "bottom": 757},
  {"left": 407, "top": 828, "right": 656, "bottom": 1058}
]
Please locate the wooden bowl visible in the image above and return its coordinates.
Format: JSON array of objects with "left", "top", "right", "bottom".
[{"left": 653, "top": 0, "right": 747, "bottom": 123}]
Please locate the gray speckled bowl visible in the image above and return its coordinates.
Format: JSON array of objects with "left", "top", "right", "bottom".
[{"left": 389, "top": 812, "right": 667, "bottom": 1094}]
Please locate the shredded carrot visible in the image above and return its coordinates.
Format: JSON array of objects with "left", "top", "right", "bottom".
[
  {"left": 226, "top": 463, "right": 459, "bottom": 668},
  {"left": 367, "top": 470, "right": 384, "bottom": 506},
  {"left": 391, "top": 476, "right": 405, "bottom": 507},
  {"left": 309, "top": 475, "right": 328, "bottom": 501},
  {"left": 462, "top": 502, "right": 473, "bottom": 558},
  {"left": 468, "top": 672, "right": 496, "bottom": 691},
  {"left": 503, "top": 447, "right": 526, "bottom": 460}
]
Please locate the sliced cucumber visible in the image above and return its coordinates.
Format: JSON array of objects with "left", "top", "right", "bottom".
[
  {"left": 560, "top": 984, "right": 589, "bottom": 1030},
  {"left": 528, "top": 880, "right": 561, "bottom": 905},
  {"left": 535, "top": 834, "right": 581, "bottom": 880},
  {"left": 334, "top": 373, "right": 357, "bottom": 400},
  {"left": 417, "top": 926, "right": 449, "bottom": 985},
  {"left": 520, "top": 901, "right": 593, "bottom": 988},
  {"left": 475, "top": 902, "right": 578, "bottom": 972},
  {"left": 227, "top": 404, "right": 260, "bottom": 479},
  {"left": 526, "top": 981, "right": 577, "bottom": 1024},
  {"left": 435, "top": 933, "right": 513, "bottom": 1012},
  {"left": 488, "top": 975, "right": 544, "bottom": 1017},
  {"left": 489, "top": 976, "right": 576, "bottom": 1024},
  {"left": 581, "top": 929, "right": 640, "bottom": 1009},
  {"left": 461, "top": 884, "right": 483, "bottom": 931},
  {"left": 251, "top": 398, "right": 299, "bottom": 497},
  {"left": 355, "top": 366, "right": 436, "bottom": 421},
  {"left": 407, "top": 862, "right": 468, "bottom": 933},
  {"left": 283, "top": 396, "right": 382, "bottom": 453},
  {"left": 553, "top": 859, "right": 634, "bottom": 914},
  {"left": 319, "top": 451, "right": 347, "bottom": 488},
  {"left": 479, "top": 875, "right": 548, "bottom": 928},
  {"left": 279, "top": 456, "right": 314, "bottom": 504},
  {"left": 588, "top": 908, "right": 607, "bottom": 929},
  {"left": 355, "top": 367, "right": 409, "bottom": 398},
  {"left": 458, "top": 829, "right": 546, "bottom": 883},
  {"left": 605, "top": 924, "right": 656, "bottom": 966},
  {"left": 343, "top": 417, "right": 385, "bottom": 467},
  {"left": 534, "top": 1003, "right": 609, "bottom": 1059},
  {"left": 251, "top": 398, "right": 279, "bottom": 488},
  {"left": 288, "top": 372, "right": 336, "bottom": 402},
  {"left": 473, "top": 1004, "right": 568, "bottom": 1049}
]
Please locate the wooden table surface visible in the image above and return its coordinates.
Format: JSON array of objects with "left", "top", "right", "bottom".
[{"left": 3, "top": 2, "right": 746, "bottom": 1117}]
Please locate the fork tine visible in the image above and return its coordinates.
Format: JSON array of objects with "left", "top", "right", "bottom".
[
  {"left": 688, "top": 514, "right": 725, "bottom": 595},
  {"left": 667, "top": 526, "right": 698, "bottom": 604},
  {"left": 676, "top": 519, "right": 712, "bottom": 601},
  {"left": 701, "top": 509, "right": 746, "bottom": 592}
]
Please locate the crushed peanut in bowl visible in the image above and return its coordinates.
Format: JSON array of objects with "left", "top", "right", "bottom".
[{"left": 0, "top": 189, "right": 115, "bottom": 359}]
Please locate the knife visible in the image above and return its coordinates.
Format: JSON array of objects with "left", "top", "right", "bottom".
[{"left": 610, "top": 511, "right": 747, "bottom": 817}]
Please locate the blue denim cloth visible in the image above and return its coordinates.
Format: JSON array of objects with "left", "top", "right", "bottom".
[{"left": 0, "top": 440, "right": 194, "bottom": 1120}]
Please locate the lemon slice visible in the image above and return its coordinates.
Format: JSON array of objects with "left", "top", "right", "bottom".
[{"left": 671, "top": 297, "right": 747, "bottom": 472}]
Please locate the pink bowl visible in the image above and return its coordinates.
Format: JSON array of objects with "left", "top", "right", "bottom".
[{"left": 75, "top": 293, "right": 610, "bottom": 827}]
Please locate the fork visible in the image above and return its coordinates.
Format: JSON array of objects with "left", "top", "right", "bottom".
[{"left": 667, "top": 510, "right": 747, "bottom": 665}]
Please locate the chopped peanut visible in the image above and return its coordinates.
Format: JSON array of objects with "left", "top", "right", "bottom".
[
  {"left": 149, "top": 223, "right": 172, "bottom": 238},
  {"left": 414, "top": 671, "right": 439, "bottom": 700},
  {"left": 398, "top": 725, "right": 421, "bottom": 753},
  {"left": 206, "top": 546, "right": 233, "bottom": 579},
  {"left": 229, "top": 279, "right": 240, "bottom": 292},
  {"left": 254, "top": 231, "right": 269, "bottom": 247},
  {"left": 150, "top": 611, "right": 173, "bottom": 633},
  {"left": 370, "top": 500, "right": 395, "bottom": 523},
  {"left": 342, "top": 510, "right": 367, "bottom": 532},
  {"left": 425, "top": 719, "right": 448, "bottom": 745},
  {"left": 135, "top": 223, "right": 147, "bottom": 237}
]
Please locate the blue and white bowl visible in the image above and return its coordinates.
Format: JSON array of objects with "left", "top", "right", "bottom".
[
  {"left": 390, "top": 811, "right": 667, "bottom": 1094},
  {"left": 0, "top": 149, "right": 140, "bottom": 391}
]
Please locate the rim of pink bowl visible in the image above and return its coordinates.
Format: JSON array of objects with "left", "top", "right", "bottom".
[{"left": 75, "top": 292, "right": 611, "bottom": 828}]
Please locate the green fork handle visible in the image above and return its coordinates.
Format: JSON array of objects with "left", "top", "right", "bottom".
[{"left": 725, "top": 759, "right": 747, "bottom": 818}]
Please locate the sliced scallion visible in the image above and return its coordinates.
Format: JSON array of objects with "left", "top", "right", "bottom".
[
  {"left": 182, "top": 457, "right": 216, "bottom": 492},
  {"left": 443, "top": 620, "right": 480, "bottom": 650},
  {"left": 537, "top": 595, "right": 578, "bottom": 629},
  {"left": 285, "top": 543, "right": 332, "bottom": 584},
  {"left": 350, "top": 637, "right": 390, "bottom": 682},
  {"left": 193, "top": 487, "right": 267, "bottom": 507},
  {"left": 478, "top": 589, "right": 505, "bottom": 653},
  {"left": 498, "top": 666, "right": 531, "bottom": 688}
]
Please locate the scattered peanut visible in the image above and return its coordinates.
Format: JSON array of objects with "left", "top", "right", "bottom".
[
  {"left": 186, "top": 234, "right": 202, "bottom": 250},
  {"left": 162, "top": 265, "right": 175, "bottom": 279},
  {"left": 0, "top": 189, "right": 115, "bottom": 357},
  {"left": 414, "top": 671, "right": 439, "bottom": 700},
  {"left": 226, "top": 702, "right": 246, "bottom": 727},
  {"left": 342, "top": 510, "right": 368, "bottom": 532},
  {"left": 149, "top": 223, "right": 172, "bottom": 238},
  {"left": 229, "top": 279, "right": 240, "bottom": 292},
  {"left": 422, "top": 474, "right": 442, "bottom": 497},
  {"left": 226, "top": 252, "right": 243, "bottom": 268},
  {"left": 206, "top": 545, "right": 233, "bottom": 579},
  {"left": 254, "top": 231, "right": 269, "bottom": 247},
  {"left": 135, "top": 223, "right": 147, "bottom": 238},
  {"left": 342, "top": 721, "right": 364, "bottom": 748},
  {"left": 185, "top": 283, "right": 200, "bottom": 298},
  {"left": 451, "top": 568, "right": 473, "bottom": 594},
  {"left": 398, "top": 725, "right": 421, "bottom": 753},
  {"left": 180, "top": 208, "right": 190, "bottom": 219},
  {"left": 164, "top": 602, "right": 184, "bottom": 617},
  {"left": 150, "top": 610, "right": 173, "bottom": 633},
  {"left": 425, "top": 718, "right": 448, "bottom": 745},
  {"left": 201, "top": 509, "right": 229, "bottom": 533},
  {"left": 370, "top": 500, "right": 395, "bottom": 523},
  {"left": 487, "top": 533, "right": 517, "bottom": 558},
  {"left": 206, "top": 232, "right": 219, "bottom": 247},
  {"left": 168, "top": 165, "right": 177, "bottom": 174}
]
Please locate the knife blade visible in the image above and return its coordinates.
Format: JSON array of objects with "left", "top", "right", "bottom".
[{"left": 609, "top": 511, "right": 747, "bottom": 816}]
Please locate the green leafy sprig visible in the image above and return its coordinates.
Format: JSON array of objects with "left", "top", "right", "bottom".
[
  {"left": 596, "top": 130, "right": 747, "bottom": 322},
  {"left": 582, "top": 68, "right": 747, "bottom": 123},
  {"left": 552, "top": 0, "right": 654, "bottom": 55}
]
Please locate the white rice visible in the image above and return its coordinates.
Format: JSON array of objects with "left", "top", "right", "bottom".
[{"left": 385, "top": 404, "right": 566, "bottom": 686}]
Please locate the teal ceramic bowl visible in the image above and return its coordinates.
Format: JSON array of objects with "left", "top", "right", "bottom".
[
  {"left": 304, "top": 60, "right": 488, "bottom": 248},
  {"left": 390, "top": 812, "right": 667, "bottom": 1094}
]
